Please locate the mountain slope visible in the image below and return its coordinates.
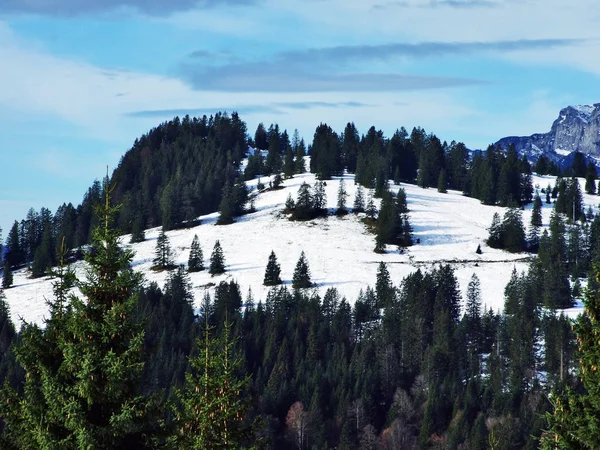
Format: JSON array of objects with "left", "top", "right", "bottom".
[
  {"left": 4, "top": 168, "right": 592, "bottom": 328},
  {"left": 495, "top": 103, "right": 600, "bottom": 162}
]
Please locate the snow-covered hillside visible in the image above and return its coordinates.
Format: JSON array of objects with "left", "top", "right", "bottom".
[{"left": 4, "top": 170, "right": 596, "bottom": 328}]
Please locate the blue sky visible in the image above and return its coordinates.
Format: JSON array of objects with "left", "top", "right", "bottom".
[{"left": 1, "top": 0, "right": 600, "bottom": 235}]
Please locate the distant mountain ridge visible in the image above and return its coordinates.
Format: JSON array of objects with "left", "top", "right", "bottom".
[{"left": 495, "top": 103, "right": 600, "bottom": 166}]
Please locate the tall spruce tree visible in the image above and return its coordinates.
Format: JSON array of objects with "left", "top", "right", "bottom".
[
  {"left": 542, "top": 265, "right": 600, "bottom": 448},
  {"left": 375, "top": 261, "right": 394, "bottom": 307},
  {"left": 353, "top": 185, "right": 365, "bottom": 213},
  {"left": 188, "top": 234, "right": 204, "bottom": 272},
  {"left": 170, "top": 304, "right": 252, "bottom": 448},
  {"left": 292, "top": 251, "right": 312, "bottom": 289},
  {"left": 2, "top": 262, "right": 12, "bottom": 289},
  {"left": 437, "top": 168, "right": 448, "bottom": 193},
  {"left": 365, "top": 194, "right": 377, "bottom": 220},
  {"left": 336, "top": 179, "right": 348, "bottom": 215},
  {"left": 263, "top": 251, "right": 282, "bottom": 286},
  {"left": 209, "top": 240, "right": 226, "bottom": 275},
  {"left": 153, "top": 228, "right": 174, "bottom": 270},
  {"left": 0, "top": 176, "right": 159, "bottom": 449},
  {"left": 531, "top": 194, "right": 543, "bottom": 227}
]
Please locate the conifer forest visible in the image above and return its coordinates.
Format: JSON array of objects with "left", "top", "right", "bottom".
[{"left": 2, "top": 112, "right": 600, "bottom": 448}]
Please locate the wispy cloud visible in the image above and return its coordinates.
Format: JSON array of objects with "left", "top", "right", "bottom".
[
  {"left": 180, "top": 38, "right": 579, "bottom": 93},
  {"left": 0, "top": 0, "right": 258, "bottom": 16},
  {"left": 126, "top": 101, "right": 373, "bottom": 118},
  {"left": 374, "top": 0, "right": 500, "bottom": 10}
]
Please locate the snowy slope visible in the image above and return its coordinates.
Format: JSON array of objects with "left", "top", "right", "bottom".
[{"left": 4, "top": 170, "right": 596, "bottom": 328}]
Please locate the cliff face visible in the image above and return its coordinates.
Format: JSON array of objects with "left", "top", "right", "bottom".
[{"left": 495, "top": 104, "right": 600, "bottom": 162}]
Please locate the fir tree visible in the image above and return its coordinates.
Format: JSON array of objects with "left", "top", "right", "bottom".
[
  {"left": 263, "top": 251, "right": 282, "bottom": 286},
  {"left": 217, "top": 184, "right": 234, "bottom": 225},
  {"left": 285, "top": 193, "right": 295, "bottom": 212},
  {"left": 292, "top": 251, "right": 312, "bottom": 289},
  {"left": 487, "top": 212, "right": 503, "bottom": 248},
  {"left": 209, "top": 240, "right": 226, "bottom": 276},
  {"left": 293, "top": 182, "right": 313, "bottom": 221},
  {"left": 130, "top": 216, "right": 145, "bottom": 243},
  {"left": 375, "top": 261, "right": 394, "bottom": 307},
  {"left": 188, "top": 234, "right": 204, "bottom": 272},
  {"left": 313, "top": 181, "right": 327, "bottom": 213},
  {"left": 0, "top": 177, "right": 159, "bottom": 449},
  {"left": 542, "top": 265, "right": 600, "bottom": 448},
  {"left": 2, "top": 262, "right": 12, "bottom": 289},
  {"left": 365, "top": 194, "right": 377, "bottom": 220},
  {"left": 437, "top": 168, "right": 448, "bottom": 193},
  {"left": 153, "top": 228, "right": 174, "bottom": 270},
  {"left": 283, "top": 145, "right": 295, "bottom": 179},
  {"left": 353, "top": 185, "right": 365, "bottom": 213},
  {"left": 336, "top": 179, "right": 348, "bottom": 216},
  {"left": 170, "top": 307, "right": 253, "bottom": 448},
  {"left": 531, "top": 194, "right": 543, "bottom": 227},
  {"left": 294, "top": 139, "right": 306, "bottom": 174}
]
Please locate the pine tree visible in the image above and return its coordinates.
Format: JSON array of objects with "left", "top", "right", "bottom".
[
  {"left": 285, "top": 193, "right": 295, "bottom": 212},
  {"left": 375, "top": 261, "right": 394, "bottom": 307},
  {"left": 437, "top": 168, "right": 448, "bottom": 193},
  {"left": 292, "top": 251, "right": 312, "bottom": 289},
  {"left": 283, "top": 145, "right": 295, "bottom": 179},
  {"left": 2, "top": 262, "right": 13, "bottom": 289},
  {"left": 353, "top": 185, "right": 365, "bottom": 213},
  {"left": 542, "top": 265, "right": 600, "bottom": 448},
  {"left": 293, "top": 182, "right": 313, "bottom": 220},
  {"left": 295, "top": 139, "right": 306, "bottom": 174},
  {"left": 365, "top": 194, "right": 377, "bottom": 220},
  {"left": 0, "top": 177, "right": 159, "bottom": 449},
  {"left": 263, "top": 251, "right": 282, "bottom": 286},
  {"left": 465, "top": 274, "right": 483, "bottom": 364},
  {"left": 170, "top": 308, "right": 253, "bottom": 448},
  {"left": 313, "top": 181, "right": 327, "bottom": 213},
  {"left": 153, "top": 228, "right": 174, "bottom": 270},
  {"left": 531, "top": 194, "right": 543, "bottom": 227},
  {"left": 217, "top": 184, "right": 234, "bottom": 225},
  {"left": 130, "top": 216, "right": 145, "bottom": 243},
  {"left": 188, "top": 234, "right": 204, "bottom": 272},
  {"left": 209, "top": 240, "right": 226, "bottom": 275},
  {"left": 336, "top": 179, "right": 348, "bottom": 216},
  {"left": 487, "top": 212, "right": 503, "bottom": 248}
]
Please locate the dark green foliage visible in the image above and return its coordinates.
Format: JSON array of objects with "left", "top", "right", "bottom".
[
  {"left": 170, "top": 310, "right": 252, "bottom": 448},
  {"left": 353, "top": 185, "right": 365, "bottom": 213},
  {"left": 531, "top": 194, "right": 543, "bottom": 227},
  {"left": 292, "top": 251, "right": 312, "bottom": 289},
  {"left": 488, "top": 209, "right": 526, "bottom": 253},
  {"left": 153, "top": 228, "right": 174, "bottom": 270},
  {"left": 284, "top": 193, "right": 295, "bottom": 212},
  {"left": 294, "top": 137, "right": 306, "bottom": 174},
  {"left": 555, "top": 177, "right": 583, "bottom": 222},
  {"left": 1, "top": 181, "right": 159, "bottom": 449},
  {"left": 336, "top": 179, "right": 348, "bottom": 215},
  {"left": 254, "top": 122, "right": 268, "bottom": 150},
  {"left": 476, "top": 244, "right": 482, "bottom": 254},
  {"left": 572, "top": 151, "right": 587, "bottom": 178},
  {"left": 263, "top": 251, "right": 282, "bottom": 286},
  {"left": 535, "top": 155, "right": 550, "bottom": 175},
  {"left": 542, "top": 265, "right": 600, "bottom": 448},
  {"left": 365, "top": 194, "right": 377, "bottom": 220},
  {"left": 437, "top": 168, "right": 448, "bottom": 193},
  {"left": 129, "top": 216, "right": 146, "bottom": 243},
  {"left": 188, "top": 234, "right": 204, "bottom": 272},
  {"left": 585, "top": 162, "right": 597, "bottom": 194},
  {"left": 310, "top": 123, "right": 342, "bottom": 179},
  {"left": 2, "top": 262, "right": 13, "bottom": 290},
  {"left": 292, "top": 182, "right": 313, "bottom": 221},
  {"left": 375, "top": 261, "right": 394, "bottom": 307},
  {"left": 209, "top": 240, "right": 226, "bottom": 275},
  {"left": 417, "top": 135, "right": 445, "bottom": 188},
  {"left": 283, "top": 145, "right": 295, "bottom": 179}
]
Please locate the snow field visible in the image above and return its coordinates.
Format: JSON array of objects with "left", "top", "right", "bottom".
[{"left": 4, "top": 170, "right": 596, "bottom": 328}]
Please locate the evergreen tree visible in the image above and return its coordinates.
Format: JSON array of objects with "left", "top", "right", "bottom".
[
  {"left": 375, "top": 261, "right": 394, "bottom": 307},
  {"left": 585, "top": 162, "right": 597, "bottom": 195},
  {"left": 188, "top": 234, "right": 204, "bottom": 272},
  {"left": 365, "top": 194, "right": 377, "bottom": 220},
  {"left": 285, "top": 193, "right": 295, "bottom": 212},
  {"left": 130, "top": 216, "right": 145, "bottom": 243},
  {"left": 313, "top": 181, "right": 327, "bottom": 213},
  {"left": 2, "top": 262, "right": 12, "bottom": 289},
  {"left": 501, "top": 208, "right": 526, "bottom": 252},
  {"left": 217, "top": 183, "right": 234, "bottom": 225},
  {"left": 170, "top": 310, "right": 252, "bottom": 448},
  {"left": 353, "top": 185, "right": 365, "bottom": 213},
  {"left": 283, "top": 145, "right": 295, "bottom": 179},
  {"left": 543, "top": 265, "right": 600, "bottom": 448},
  {"left": 209, "top": 240, "right": 226, "bottom": 275},
  {"left": 293, "top": 182, "right": 313, "bottom": 221},
  {"left": 1, "top": 178, "right": 159, "bottom": 449},
  {"left": 292, "top": 251, "right": 312, "bottom": 289},
  {"left": 487, "top": 212, "right": 503, "bottom": 249},
  {"left": 336, "top": 179, "right": 348, "bottom": 215},
  {"left": 153, "top": 228, "right": 174, "bottom": 270},
  {"left": 437, "top": 168, "right": 448, "bottom": 193},
  {"left": 263, "top": 251, "right": 282, "bottom": 286},
  {"left": 294, "top": 139, "right": 306, "bottom": 174},
  {"left": 531, "top": 194, "right": 543, "bottom": 227}
]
